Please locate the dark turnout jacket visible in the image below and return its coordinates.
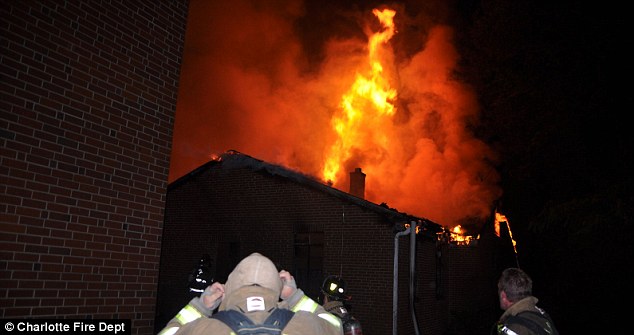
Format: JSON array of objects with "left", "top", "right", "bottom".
[{"left": 492, "top": 296, "right": 558, "bottom": 335}]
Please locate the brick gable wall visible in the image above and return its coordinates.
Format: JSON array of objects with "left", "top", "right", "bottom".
[
  {"left": 1, "top": 2, "right": 188, "bottom": 334},
  {"left": 158, "top": 163, "right": 453, "bottom": 335},
  {"left": 158, "top": 159, "right": 504, "bottom": 335}
]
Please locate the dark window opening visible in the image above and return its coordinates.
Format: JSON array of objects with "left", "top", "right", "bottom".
[{"left": 293, "top": 225, "right": 324, "bottom": 301}]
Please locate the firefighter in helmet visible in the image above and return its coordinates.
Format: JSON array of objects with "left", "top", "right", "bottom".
[
  {"left": 188, "top": 254, "right": 214, "bottom": 295},
  {"left": 321, "top": 275, "right": 363, "bottom": 335}
]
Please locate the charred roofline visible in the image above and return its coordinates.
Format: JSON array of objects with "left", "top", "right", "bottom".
[{"left": 169, "top": 149, "right": 444, "bottom": 232}]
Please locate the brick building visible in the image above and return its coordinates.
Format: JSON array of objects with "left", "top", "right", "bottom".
[
  {"left": 1, "top": 2, "right": 188, "bottom": 334},
  {"left": 156, "top": 150, "right": 508, "bottom": 335}
]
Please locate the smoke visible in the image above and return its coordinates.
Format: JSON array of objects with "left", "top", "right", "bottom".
[{"left": 170, "top": 0, "right": 502, "bottom": 228}]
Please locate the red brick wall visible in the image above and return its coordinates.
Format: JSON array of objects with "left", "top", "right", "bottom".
[{"left": 1, "top": 1, "right": 188, "bottom": 334}]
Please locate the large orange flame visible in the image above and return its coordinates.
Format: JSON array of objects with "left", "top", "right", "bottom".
[
  {"left": 171, "top": 1, "right": 503, "bottom": 228},
  {"left": 323, "top": 9, "right": 398, "bottom": 184}
]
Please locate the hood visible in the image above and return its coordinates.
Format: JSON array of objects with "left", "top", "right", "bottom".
[{"left": 224, "top": 252, "right": 283, "bottom": 298}]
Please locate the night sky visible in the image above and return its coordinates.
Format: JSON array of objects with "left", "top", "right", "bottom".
[{"left": 170, "top": 0, "right": 632, "bottom": 333}]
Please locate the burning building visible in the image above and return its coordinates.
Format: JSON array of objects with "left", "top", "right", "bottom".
[
  {"left": 156, "top": 150, "right": 513, "bottom": 335},
  {"left": 170, "top": 4, "right": 503, "bottom": 231}
]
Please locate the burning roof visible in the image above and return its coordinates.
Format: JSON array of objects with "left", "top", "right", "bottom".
[
  {"left": 170, "top": 149, "right": 444, "bottom": 237},
  {"left": 170, "top": 3, "right": 502, "bottom": 230}
]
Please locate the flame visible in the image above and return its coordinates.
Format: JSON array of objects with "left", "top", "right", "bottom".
[
  {"left": 494, "top": 212, "right": 503, "bottom": 237},
  {"left": 322, "top": 8, "right": 397, "bottom": 184},
  {"left": 445, "top": 225, "right": 477, "bottom": 245},
  {"left": 171, "top": 2, "right": 504, "bottom": 228},
  {"left": 404, "top": 222, "right": 420, "bottom": 234},
  {"left": 495, "top": 211, "right": 517, "bottom": 254}
]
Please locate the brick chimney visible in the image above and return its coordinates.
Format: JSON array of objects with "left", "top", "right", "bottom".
[{"left": 349, "top": 167, "right": 366, "bottom": 199}]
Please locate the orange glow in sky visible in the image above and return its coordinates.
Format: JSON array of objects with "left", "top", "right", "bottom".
[{"left": 169, "top": 0, "right": 502, "bottom": 228}]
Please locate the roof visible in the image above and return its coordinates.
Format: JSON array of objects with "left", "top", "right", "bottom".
[{"left": 169, "top": 150, "right": 443, "bottom": 237}]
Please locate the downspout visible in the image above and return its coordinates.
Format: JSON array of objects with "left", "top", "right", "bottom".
[
  {"left": 410, "top": 220, "right": 421, "bottom": 335},
  {"left": 394, "top": 220, "right": 421, "bottom": 335},
  {"left": 393, "top": 224, "right": 412, "bottom": 335}
]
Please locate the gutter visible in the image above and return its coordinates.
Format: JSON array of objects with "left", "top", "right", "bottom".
[{"left": 393, "top": 221, "right": 421, "bottom": 335}]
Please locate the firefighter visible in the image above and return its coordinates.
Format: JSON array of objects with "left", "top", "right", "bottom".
[
  {"left": 187, "top": 254, "right": 213, "bottom": 294},
  {"left": 158, "top": 252, "right": 343, "bottom": 335},
  {"left": 491, "top": 268, "right": 559, "bottom": 335},
  {"left": 321, "top": 275, "right": 363, "bottom": 335}
]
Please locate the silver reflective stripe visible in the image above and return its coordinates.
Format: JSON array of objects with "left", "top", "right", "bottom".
[
  {"left": 176, "top": 304, "right": 204, "bottom": 325},
  {"left": 291, "top": 296, "right": 318, "bottom": 313},
  {"left": 157, "top": 326, "right": 179, "bottom": 335},
  {"left": 318, "top": 312, "right": 342, "bottom": 328},
  {"left": 501, "top": 325, "right": 520, "bottom": 335}
]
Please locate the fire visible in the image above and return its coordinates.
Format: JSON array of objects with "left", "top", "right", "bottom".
[
  {"left": 322, "top": 8, "right": 397, "bottom": 184},
  {"left": 495, "top": 211, "right": 517, "bottom": 254},
  {"left": 172, "top": 2, "right": 504, "bottom": 228},
  {"left": 442, "top": 225, "right": 477, "bottom": 246},
  {"left": 434, "top": 212, "right": 519, "bottom": 249}
]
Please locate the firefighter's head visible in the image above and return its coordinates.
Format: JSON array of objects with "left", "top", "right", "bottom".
[
  {"left": 224, "top": 252, "right": 283, "bottom": 297},
  {"left": 321, "top": 275, "right": 350, "bottom": 301}
]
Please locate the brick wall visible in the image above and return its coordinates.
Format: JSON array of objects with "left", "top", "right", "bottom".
[
  {"left": 158, "top": 161, "right": 453, "bottom": 335},
  {"left": 158, "top": 155, "right": 505, "bottom": 335},
  {"left": 1, "top": 1, "right": 188, "bottom": 334},
  {"left": 441, "top": 244, "right": 500, "bottom": 334}
]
